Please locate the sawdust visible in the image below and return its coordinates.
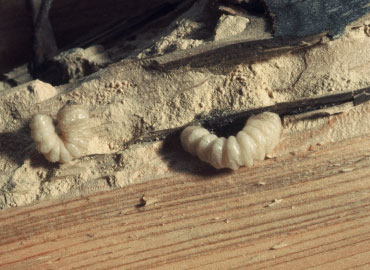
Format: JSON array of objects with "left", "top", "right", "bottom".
[
  {"left": 49, "top": 45, "right": 111, "bottom": 84},
  {"left": 112, "top": 142, "right": 173, "bottom": 188},
  {"left": 137, "top": 0, "right": 210, "bottom": 58},
  {"left": 214, "top": 14, "right": 250, "bottom": 41},
  {"left": 0, "top": 0, "right": 370, "bottom": 209}
]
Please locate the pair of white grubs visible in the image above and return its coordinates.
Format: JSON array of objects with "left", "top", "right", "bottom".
[{"left": 30, "top": 105, "right": 281, "bottom": 170}]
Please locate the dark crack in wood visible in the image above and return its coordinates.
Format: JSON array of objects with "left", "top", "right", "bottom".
[{"left": 292, "top": 52, "right": 307, "bottom": 89}]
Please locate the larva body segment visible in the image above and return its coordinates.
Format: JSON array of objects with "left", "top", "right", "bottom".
[
  {"left": 224, "top": 136, "right": 243, "bottom": 170},
  {"left": 180, "top": 112, "right": 282, "bottom": 170},
  {"left": 209, "top": 137, "right": 227, "bottom": 169},
  {"left": 242, "top": 125, "right": 266, "bottom": 160},
  {"left": 196, "top": 133, "right": 218, "bottom": 162},
  {"left": 30, "top": 105, "right": 92, "bottom": 163},
  {"left": 236, "top": 131, "right": 256, "bottom": 167}
]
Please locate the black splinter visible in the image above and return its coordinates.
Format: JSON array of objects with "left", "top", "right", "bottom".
[{"left": 29, "top": 0, "right": 57, "bottom": 77}]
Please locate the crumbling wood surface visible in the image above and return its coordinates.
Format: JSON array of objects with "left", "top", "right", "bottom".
[
  {"left": 1, "top": 104, "right": 370, "bottom": 269},
  {"left": 149, "top": 33, "right": 327, "bottom": 70}
]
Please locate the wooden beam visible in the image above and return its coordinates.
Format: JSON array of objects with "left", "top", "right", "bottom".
[{"left": 1, "top": 130, "right": 370, "bottom": 269}]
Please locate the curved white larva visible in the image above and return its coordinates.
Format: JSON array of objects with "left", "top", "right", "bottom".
[
  {"left": 180, "top": 112, "right": 282, "bottom": 170},
  {"left": 29, "top": 105, "right": 92, "bottom": 163}
]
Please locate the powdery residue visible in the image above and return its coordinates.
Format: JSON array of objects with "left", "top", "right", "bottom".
[
  {"left": 2, "top": 159, "right": 45, "bottom": 207},
  {"left": 112, "top": 142, "right": 173, "bottom": 188},
  {"left": 0, "top": 80, "right": 57, "bottom": 132},
  {"left": 292, "top": 27, "right": 370, "bottom": 96},
  {"left": 137, "top": 0, "right": 210, "bottom": 58},
  {"left": 214, "top": 14, "right": 250, "bottom": 41}
]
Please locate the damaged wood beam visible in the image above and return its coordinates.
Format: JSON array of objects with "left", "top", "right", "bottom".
[{"left": 136, "top": 85, "right": 370, "bottom": 143}]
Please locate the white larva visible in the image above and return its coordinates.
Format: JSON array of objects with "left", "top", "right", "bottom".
[
  {"left": 180, "top": 112, "right": 282, "bottom": 170},
  {"left": 29, "top": 104, "right": 92, "bottom": 163}
]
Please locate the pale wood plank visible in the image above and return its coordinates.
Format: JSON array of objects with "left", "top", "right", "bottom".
[{"left": 1, "top": 130, "right": 370, "bottom": 269}]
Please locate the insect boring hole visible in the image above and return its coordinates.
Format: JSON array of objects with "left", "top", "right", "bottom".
[
  {"left": 160, "top": 130, "right": 184, "bottom": 155},
  {"left": 201, "top": 114, "right": 246, "bottom": 138},
  {"left": 205, "top": 121, "right": 245, "bottom": 138}
]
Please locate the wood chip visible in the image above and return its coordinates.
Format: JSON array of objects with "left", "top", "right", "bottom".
[
  {"left": 267, "top": 199, "right": 283, "bottom": 207},
  {"left": 138, "top": 195, "right": 160, "bottom": 207},
  {"left": 270, "top": 242, "right": 288, "bottom": 250},
  {"left": 340, "top": 168, "right": 355, "bottom": 173}
]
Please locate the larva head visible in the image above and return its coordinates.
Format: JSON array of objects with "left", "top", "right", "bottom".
[
  {"left": 57, "top": 104, "right": 92, "bottom": 156},
  {"left": 29, "top": 114, "right": 53, "bottom": 131},
  {"left": 57, "top": 105, "right": 89, "bottom": 126},
  {"left": 29, "top": 114, "right": 55, "bottom": 143}
]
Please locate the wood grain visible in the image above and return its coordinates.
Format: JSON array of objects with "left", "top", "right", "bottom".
[{"left": 1, "top": 131, "right": 370, "bottom": 269}]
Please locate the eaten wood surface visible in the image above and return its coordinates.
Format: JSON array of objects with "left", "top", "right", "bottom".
[
  {"left": 149, "top": 33, "right": 327, "bottom": 70},
  {"left": 141, "top": 86, "right": 370, "bottom": 142},
  {"left": 1, "top": 123, "right": 370, "bottom": 269}
]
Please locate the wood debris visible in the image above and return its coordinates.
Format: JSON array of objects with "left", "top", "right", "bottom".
[
  {"left": 270, "top": 242, "right": 288, "bottom": 250},
  {"left": 267, "top": 199, "right": 283, "bottom": 207}
]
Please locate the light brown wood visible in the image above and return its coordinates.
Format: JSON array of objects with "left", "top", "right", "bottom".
[{"left": 1, "top": 128, "right": 370, "bottom": 269}]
